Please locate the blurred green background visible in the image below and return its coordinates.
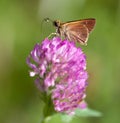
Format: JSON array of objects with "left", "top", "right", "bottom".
[{"left": 0, "top": 0, "right": 120, "bottom": 123}]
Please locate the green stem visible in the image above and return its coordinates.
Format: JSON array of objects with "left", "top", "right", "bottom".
[{"left": 40, "top": 92, "right": 55, "bottom": 123}]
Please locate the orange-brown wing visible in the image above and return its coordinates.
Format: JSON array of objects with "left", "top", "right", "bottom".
[
  {"left": 62, "top": 23, "right": 89, "bottom": 45},
  {"left": 67, "top": 25, "right": 89, "bottom": 45},
  {"left": 77, "top": 18, "right": 96, "bottom": 32},
  {"left": 63, "top": 18, "right": 96, "bottom": 32},
  {"left": 61, "top": 18, "right": 96, "bottom": 45}
]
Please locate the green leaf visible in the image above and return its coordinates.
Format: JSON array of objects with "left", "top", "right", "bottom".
[
  {"left": 44, "top": 113, "right": 73, "bottom": 123},
  {"left": 75, "top": 108, "right": 102, "bottom": 117},
  {"left": 60, "top": 114, "right": 73, "bottom": 123},
  {"left": 44, "top": 114, "right": 60, "bottom": 123},
  {"left": 43, "top": 108, "right": 102, "bottom": 123}
]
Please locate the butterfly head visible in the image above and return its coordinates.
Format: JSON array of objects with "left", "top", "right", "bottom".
[{"left": 53, "top": 20, "right": 61, "bottom": 27}]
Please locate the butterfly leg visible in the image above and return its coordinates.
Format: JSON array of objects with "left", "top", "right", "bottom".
[{"left": 47, "top": 32, "right": 60, "bottom": 39}]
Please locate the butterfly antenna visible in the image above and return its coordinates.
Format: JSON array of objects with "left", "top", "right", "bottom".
[
  {"left": 44, "top": 18, "right": 53, "bottom": 23},
  {"left": 41, "top": 18, "right": 53, "bottom": 38}
]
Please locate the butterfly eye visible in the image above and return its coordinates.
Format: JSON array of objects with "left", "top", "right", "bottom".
[
  {"left": 53, "top": 20, "right": 61, "bottom": 27},
  {"left": 53, "top": 21, "right": 57, "bottom": 27},
  {"left": 53, "top": 21, "right": 58, "bottom": 27}
]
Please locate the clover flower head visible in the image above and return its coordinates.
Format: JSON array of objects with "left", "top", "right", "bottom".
[{"left": 27, "top": 37, "right": 88, "bottom": 113}]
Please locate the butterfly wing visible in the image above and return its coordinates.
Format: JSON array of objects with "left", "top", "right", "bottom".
[
  {"left": 65, "top": 24, "right": 89, "bottom": 45},
  {"left": 61, "top": 19, "right": 96, "bottom": 45},
  {"left": 76, "top": 18, "right": 96, "bottom": 32}
]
